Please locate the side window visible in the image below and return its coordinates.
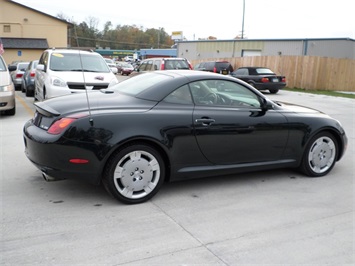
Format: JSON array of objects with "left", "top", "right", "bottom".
[
  {"left": 163, "top": 85, "right": 193, "bottom": 105},
  {"left": 145, "top": 60, "right": 153, "bottom": 71},
  {"left": 235, "top": 68, "right": 248, "bottom": 75},
  {"left": 190, "top": 79, "right": 261, "bottom": 108},
  {"left": 38, "top": 52, "right": 48, "bottom": 70},
  {"left": 153, "top": 60, "right": 160, "bottom": 70},
  {"left": 138, "top": 61, "right": 148, "bottom": 71}
]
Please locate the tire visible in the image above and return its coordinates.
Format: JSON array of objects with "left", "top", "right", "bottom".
[
  {"left": 269, "top": 89, "right": 279, "bottom": 94},
  {"left": 248, "top": 82, "right": 255, "bottom": 87},
  {"left": 103, "top": 143, "right": 165, "bottom": 204},
  {"left": 26, "top": 85, "right": 34, "bottom": 97},
  {"left": 21, "top": 83, "right": 25, "bottom": 93},
  {"left": 299, "top": 132, "right": 338, "bottom": 177}
]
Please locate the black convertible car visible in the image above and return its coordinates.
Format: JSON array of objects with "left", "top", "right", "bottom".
[
  {"left": 23, "top": 70, "right": 347, "bottom": 204},
  {"left": 230, "top": 67, "right": 286, "bottom": 94}
]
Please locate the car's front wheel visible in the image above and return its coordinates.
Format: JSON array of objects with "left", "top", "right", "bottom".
[
  {"left": 103, "top": 143, "right": 165, "bottom": 204},
  {"left": 299, "top": 132, "right": 338, "bottom": 177}
]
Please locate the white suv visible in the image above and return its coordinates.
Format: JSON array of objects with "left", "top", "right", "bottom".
[{"left": 35, "top": 48, "right": 119, "bottom": 101}]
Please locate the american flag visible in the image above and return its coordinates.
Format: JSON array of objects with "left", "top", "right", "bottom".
[{"left": 0, "top": 38, "right": 4, "bottom": 55}]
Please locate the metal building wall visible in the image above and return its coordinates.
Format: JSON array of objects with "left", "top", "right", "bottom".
[
  {"left": 177, "top": 38, "right": 355, "bottom": 62},
  {"left": 304, "top": 39, "right": 354, "bottom": 59}
]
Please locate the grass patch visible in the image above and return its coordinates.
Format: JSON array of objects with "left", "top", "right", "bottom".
[{"left": 284, "top": 87, "right": 355, "bottom": 99}]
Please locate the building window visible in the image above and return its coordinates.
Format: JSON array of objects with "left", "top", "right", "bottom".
[{"left": 3, "top": 25, "right": 11, "bottom": 33}]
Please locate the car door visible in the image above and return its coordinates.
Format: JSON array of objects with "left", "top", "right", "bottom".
[{"left": 190, "top": 79, "right": 288, "bottom": 164}]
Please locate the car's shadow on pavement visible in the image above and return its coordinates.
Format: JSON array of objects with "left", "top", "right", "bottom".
[{"left": 26, "top": 167, "right": 307, "bottom": 206}]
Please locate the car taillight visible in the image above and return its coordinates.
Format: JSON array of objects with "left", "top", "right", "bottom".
[
  {"left": 69, "top": 159, "right": 89, "bottom": 164},
  {"left": 261, "top": 77, "right": 269, "bottom": 83},
  {"left": 30, "top": 70, "right": 36, "bottom": 77},
  {"left": 47, "top": 118, "right": 76, "bottom": 135},
  {"left": 161, "top": 62, "right": 165, "bottom": 70},
  {"left": 213, "top": 67, "right": 217, "bottom": 73},
  {"left": 16, "top": 73, "right": 23, "bottom": 78},
  {"left": 282, "top": 77, "right": 286, "bottom": 82}
]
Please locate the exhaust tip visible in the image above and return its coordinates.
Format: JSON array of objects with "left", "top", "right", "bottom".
[{"left": 42, "top": 172, "right": 64, "bottom": 182}]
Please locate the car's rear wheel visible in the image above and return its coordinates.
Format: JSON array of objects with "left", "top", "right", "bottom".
[
  {"left": 25, "top": 85, "right": 34, "bottom": 97},
  {"left": 103, "top": 143, "right": 165, "bottom": 204},
  {"left": 269, "top": 89, "right": 279, "bottom": 94},
  {"left": 299, "top": 132, "right": 338, "bottom": 177},
  {"left": 21, "top": 82, "right": 26, "bottom": 93}
]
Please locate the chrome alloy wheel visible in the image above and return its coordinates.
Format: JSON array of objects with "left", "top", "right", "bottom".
[
  {"left": 307, "top": 136, "right": 336, "bottom": 174},
  {"left": 113, "top": 150, "right": 160, "bottom": 199}
]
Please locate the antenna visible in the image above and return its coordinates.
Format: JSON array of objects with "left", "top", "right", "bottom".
[{"left": 78, "top": 50, "right": 94, "bottom": 126}]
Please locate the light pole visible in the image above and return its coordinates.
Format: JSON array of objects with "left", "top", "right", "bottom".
[{"left": 241, "top": 0, "right": 245, "bottom": 39}]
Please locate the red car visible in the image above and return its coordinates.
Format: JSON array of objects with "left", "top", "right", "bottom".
[{"left": 117, "top": 62, "right": 134, "bottom": 75}]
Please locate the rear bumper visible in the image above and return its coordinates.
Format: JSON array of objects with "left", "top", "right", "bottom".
[
  {"left": 23, "top": 120, "right": 103, "bottom": 184},
  {"left": 254, "top": 82, "right": 286, "bottom": 91}
]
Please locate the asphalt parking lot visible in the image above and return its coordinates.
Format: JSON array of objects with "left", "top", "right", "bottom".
[{"left": 1, "top": 80, "right": 354, "bottom": 265}]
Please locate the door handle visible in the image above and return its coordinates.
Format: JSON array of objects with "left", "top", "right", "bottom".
[{"left": 195, "top": 118, "right": 215, "bottom": 126}]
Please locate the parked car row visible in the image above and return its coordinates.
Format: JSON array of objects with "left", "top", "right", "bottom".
[{"left": 5, "top": 50, "right": 287, "bottom": 107}]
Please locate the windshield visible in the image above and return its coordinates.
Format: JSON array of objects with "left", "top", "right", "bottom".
[
  {"left": 113, "top": 72, "right": 173, "bottom": 96},
  {"left": 50, "top": 53, "right": 110, "bottom": 72}
]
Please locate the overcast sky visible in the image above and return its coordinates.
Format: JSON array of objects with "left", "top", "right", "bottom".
[{"left": 13, "top": 0, "right": 355, "bottom": 40}]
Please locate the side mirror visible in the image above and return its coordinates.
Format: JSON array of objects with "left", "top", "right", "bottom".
[
  {"left": 36, "top": 64, "right": 45, "bottom": 72},
  {"left": 260, "top": 98, "right": 273, "bottom": 111},
  {"left": 8, "top": 65, "right": 16, "bottom": 72}
]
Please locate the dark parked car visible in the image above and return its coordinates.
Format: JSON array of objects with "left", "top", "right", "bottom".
[
  {"left": 231, "top": 67, "right": 286, "bottom": 94},
  {"left": 23, "top": 71, "right": 347, "bottom": 204},
  {"left": 21, "top": 60, "right": 38, "bottom": 97},
  {"left": 194, "top": 61, "right": 234, "bottom": 75}
]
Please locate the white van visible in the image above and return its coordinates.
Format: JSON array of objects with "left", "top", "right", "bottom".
[
  {"left": 35, "top": 48, "right": 119, "bottom": 101},
  {"left": 0, "top": 55, "right": 16, "bottom": 115}
]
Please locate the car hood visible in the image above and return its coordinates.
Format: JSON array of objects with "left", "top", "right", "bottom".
[
  {"left": 35, "top": 90, "right": 157, "bottom": 117},
  {"left": 274, "top": 101, "right": 324, "bottom": 114}
]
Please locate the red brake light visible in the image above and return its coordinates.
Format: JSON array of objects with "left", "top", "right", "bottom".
[
  {"left": 69, "top": 159, "right": 89, "bottom": 164},
  {"left": 16, "top": 73, "right": 23, "bottom": 78},
  {"left": 213, "top": 67, "right": 217, "bottom": 73},
  {"left": 161, "top": 62, "right": 165, "bottom": 70},
  {"left": 47, "top": 118, "right": 76, "bottom": 135},
  {"left": 282, "top": 77, "right": 286, "bottom": 82},
  {"left": 261, "top": 77, "right": 269, "bottom": 83},
  {"left": 30, "top": 70, "right": 36, "bottom": 77}
]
